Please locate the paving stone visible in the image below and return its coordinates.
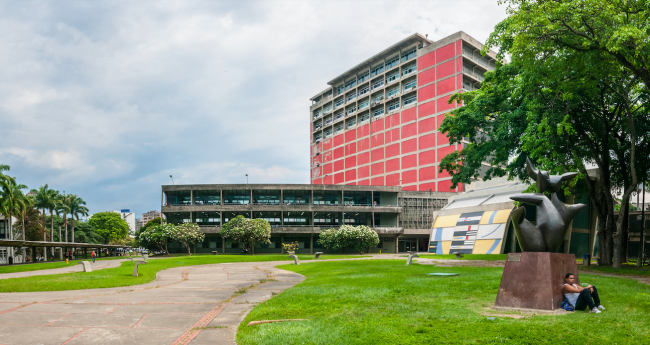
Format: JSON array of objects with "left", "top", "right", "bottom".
[
  {"left": 18, "top": 303, "right": 120, "bottom": 313},
  {"left": 0, "top": 303, "right": 23, "bottom": 312},
  {"left": 136, "top": 313, "right": 205, "bottom": 329},
  {"left": 66, "top": 327, "right": 186, "bottom": 345},
  {"left": 188, "top": 328, "right": 231, "bottom": 345},
  {"left": 114, "top": 303, "right": 217, "bottom": 314},
  {"left": 51, "top": 313, "right": 145, "bottom": 327},
  {"left": 0, "top": 311, "right": 69, "bottom": 326},
  {"left": 0, "top": 324, "right": 84, "bottom": 345},
  {"left": 230, "top": 289, "right": 274, "bottom": 304},
  {"left": 207, "top": 303, "right": 254, "bottom": 327}
]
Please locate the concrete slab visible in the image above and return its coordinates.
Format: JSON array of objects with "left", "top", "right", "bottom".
[
  {"left": 65, "top": 327, "right": 185, "bottom": 345},
  {"left": 188, "top": 328, "right": 230, "bottom": 345},
  {"left": 230, "top": 289, "right": 273, "bottom": 304},
  {"left": 114, "top": 303, "right": 217, "bottom": 314},
  {"left": 257, "top": 281, "right": 300, "bottom": 290},
  {"left": 137, "top": 313, "right": 205, "bottom": 329},
  {"left": 0, "top": 303, "right": 24, "bottom": 312},
  {"left": 0, "top": 311, "right": 70, "bottom": 326},
  {"left": 19, "top": 303, "right": 120, "bottom": 313},
  {"left": 51, "top": 313, "right": 144, "bottom": 327},
  {"left": 207, "top": 303, "right": 254, "bottom": 327},
  {"left": 0, "top": 324, "right": 84, "bottom": 345}
]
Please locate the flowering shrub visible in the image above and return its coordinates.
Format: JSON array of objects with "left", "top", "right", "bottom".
[
  {"left": 135, "top": 223, "right": 175, "bottom": 254},
  {"left": 282, "top": 241, "right": 299, "bottom": 252},
  {"left": 171, "top": 223, "right": 205, "bottom": 255},
  {"left": 220, "top": 216, "right": 271, "bottom": 254},
  {"left": 318, "top": 225, "right": 379, "bottom": 253}
]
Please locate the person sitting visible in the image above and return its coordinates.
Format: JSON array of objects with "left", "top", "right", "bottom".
[{"left": 563, "top": 273, "right": 605, "bottom": 313}]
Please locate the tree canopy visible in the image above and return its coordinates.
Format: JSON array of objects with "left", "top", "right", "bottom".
[
  {"left": 318, "top": 225, "right": 379, "bottom": 253},
  {"left": 220, "top": 216, "right": 271, "bottom": 254},
  {"left": 88, "top": 212, "right": 130, "bottom": 244}
]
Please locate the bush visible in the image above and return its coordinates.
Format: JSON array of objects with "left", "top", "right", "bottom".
[
  {"left": 171, "top": 223, "right": 205, "bottom": 255},
  {"left": 220, "top": 216, "right": 271, "bottom": 254},
  {"left": 318, "top": 225, "right": 379, "bottom": 253},
  {"left": 135, "top": 223, "right": 174, "bottom": 254}
]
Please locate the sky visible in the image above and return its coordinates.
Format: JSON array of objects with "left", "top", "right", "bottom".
[{"left": 0, "top": 0, "right": 509, "bottom": 218}]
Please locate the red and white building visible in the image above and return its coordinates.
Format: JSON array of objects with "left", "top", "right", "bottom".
[{"left": 309, "top": 31, "right": 496, "bottom": 192}]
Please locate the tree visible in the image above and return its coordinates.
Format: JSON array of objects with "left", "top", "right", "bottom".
[
  {"left": 135, "top": 223, "right": 174, "bottom": 254},
  {"left": 220, "top": 216, "right": 271, "bottom": 254},
  {"left": 68, "top": 195, "right": 89, "bottom": 243},
  {"left": 170, "top": 223, "right": 205, "bottom": 255},
  {"left": 88, "top": 212, "right": 130, "bottom": 244},
  {"left": 0, "top": 166, "right": 28, "bottom": 260},
  {"left": 31, "top": 185, "right": 57, "bottom": 242},
  {"left": 56, "top": 193, "right": 71, "bottom": 242},
  {"left": 318, "top": 225, "right": 379, "bottom": 253}
]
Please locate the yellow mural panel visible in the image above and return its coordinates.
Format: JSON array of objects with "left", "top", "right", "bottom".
[
  {"left": 441, "top": 241, "right": 452, "bottom": 254},
  {"left": 433, "top": 214, "right": 461, "bottom": 228},
  {"left": 472, "top": 239, "right": 503, "bottom": 254},
  {"left": 479, "top": 209, "right": 512, "bottom": 224}
]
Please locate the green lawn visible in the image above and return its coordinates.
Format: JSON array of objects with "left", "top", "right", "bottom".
[
  {"left": 0, "top": 256, "right": 131, "bottom": 274},
  {"left": 417, "top": 254, "right": 508, "bottom": 261},
  {"left": 238, "top": 260, "right": 650, "bottom": 344},
  {"left": 579, "top": 262, "right": 650, "bottom": 277},
  {"left": 0, "top": 254, "right": 367, "bottom": 292}
]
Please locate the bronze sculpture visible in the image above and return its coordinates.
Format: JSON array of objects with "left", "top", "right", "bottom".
[{"left": 509, "top": 158, "right": 585, "bottom": 252}]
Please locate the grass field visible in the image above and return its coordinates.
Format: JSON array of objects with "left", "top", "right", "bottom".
[
  {"left": 417, "top": 254, "right": 508, "bottom": 261},
  {"left": 238, "top": 260, "right": 650, "bottom": 344},
  {"left": 0, "top": 256, "right": 130, "bottom": 274},
  {"left": 0, "top": 254, "right": 367, "bottom": 292},
  {"left": 579, "top": 262, "right": 650, "bottom": 277}
]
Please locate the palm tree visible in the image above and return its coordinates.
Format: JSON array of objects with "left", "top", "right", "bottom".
[
  {"left": 15, "top": 192, "right": 34, "bottom": 259},
  {"left": 32, "top": 185, "right": 57, "bottom": 242},
  {"left": 56, "top": 193, "right": 71, "bottom": 242},
  {"left": 68, "top": 195, "right": 88, "bottom": 243},
  {"left": 0, "top": 169, "right": 28, "bottom": 261}
]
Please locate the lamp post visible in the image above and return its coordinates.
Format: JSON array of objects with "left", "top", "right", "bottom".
[
  {"left": 393, "top": 179, "right": 402, "bottom": 186},
  {"left": 170, "top": 175, "right": 174, "bottom": 185},
  {"left": 246, "top": 174, "right": 248, "bottom": 185}
]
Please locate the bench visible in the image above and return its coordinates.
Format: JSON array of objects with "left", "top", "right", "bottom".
[
  {"left": 452, "top": 252, "right": 463, "bottom": 259},
  {"left": 143, "top": 254, "right": 149, "bottom": 260},
  {"left": 289, "top": 254, "right": 300, "bottom": 265},
  {"left": 212, "top": 251, "right": 219, "bottom": 255},
  {"left": 78, "top": 261, "right": 92, "bottom": 272},
  {"left": 133, "top": 260, "right": 147, "bottom": 277},
  {"left": 314, "top": 252, "right": 323, "bottom": 259}
]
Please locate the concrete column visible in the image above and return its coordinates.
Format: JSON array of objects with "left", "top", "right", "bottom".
[
  {"left": 44, "top": 247, "right": 47, "bottom": 261},
  {"left": 416, "top": 237, "right": 419, "bottom": 253},
  {"left": 280, "top": 189, "right": 283, "bottom": 204},
  {"left": 59, "top": 247, "right": 63, "bottom": 260},
  {"left": 190, "top": 190, "right": 194, "bottom": 206},
  {"left": 222, "top": 236, "right": 225, "bottom": 253},
  {"left": 281, "top": 235, "right": 284, "bottom": 254},
  {"left": 220, "top": 190, "right": 223, "bottom": 205},
  {"left": 310, "top": 234, "right": 314, "bottom": 254},
  {"left": 395, "top": 236, "right": 399, "bottom": 253},
  {"left": 59, "top": 226, "right": 62, "bottom": 244}
]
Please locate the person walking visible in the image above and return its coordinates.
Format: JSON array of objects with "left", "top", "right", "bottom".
[{"left": 91, "top": 251, "right": 96, "bottom": 263}]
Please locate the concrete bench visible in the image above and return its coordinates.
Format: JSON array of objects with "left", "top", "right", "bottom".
[
  {"left": 133, "top": 261, "right": 147, "bottom": 277},
  {"left": 314, "top": 252, "right": 323, "bottom": 259},
  {"left": 212, "top": 251, "right": 219, "bottom": 255},
  {"left": 143, "top": 254, "right": 149, "bottom": 260},
  {"left": 452, "top": 252, "right": 463, "bottom": 259},
  {"left": 78, "top": 261, "right": 92, "bottom": 272},
  {"left": 289, "top": 254, "right": 300, "bottom": 265}
]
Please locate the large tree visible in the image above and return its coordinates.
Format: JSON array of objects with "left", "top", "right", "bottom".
[
  {"left": 68, "top": 195, "right": 89, "bottom": 243},
  {"left": 0, "top": 166, "right": 28, "bottom": 260},
  {"left": 171, "top": 223, "right": 205, "bottom": 255},
  {"left": 31, "top": 185, "right": 57, "bottom": 242},
  {"left": 88, "top": 211, "right": 130, "bottom": 244},
  {"left": 220, "top": 216, "right": 271, "bottom": 254}
]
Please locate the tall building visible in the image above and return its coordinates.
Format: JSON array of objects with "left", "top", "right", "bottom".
[
  {"left": 113, "top": 209, "right": 135, "bottom": 234},
  {"left": 135, "top": 210, "right": 162, "bottom": 232},
  {"left": 309, "top": 31, "right": 497, "bottom": 192}
]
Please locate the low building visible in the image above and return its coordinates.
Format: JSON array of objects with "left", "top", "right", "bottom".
[
  {"left": 161, "top": 184, "right": 455, "bottom": 254},
  {"left": 136, "top": 210, "right": 162, "bottom": 232},
  {"left": 113, "top": 209, "right": 135, "bottom": 234}
]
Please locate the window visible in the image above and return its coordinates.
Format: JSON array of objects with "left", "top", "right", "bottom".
[
  {"left": 346, "top": 92, "right": 357, "bottom": 102},
  {"left": 385, "top": 55, "right": 399, "bottom": 70},
  {"left": 335, "top": 123, "right": 344, "bottom": 132},
  {"left": 334, "top": 112, "right": 344, "bottom": 121},
  {"left": 372, "top": 78, "right": 384, "bottom": 90},
  {"left": 313, "top": 110, "right": 322, "bottom": 119},
  {"left": 345, "top": 79, "right": 357, "bottom": 90},
  {"left": 358, "top": 99, "right": 369, "bottom": 110},
  {"left": 386, "top": 71, "right": 399, "bottom": 83},
  {"left": 334, "top": 97, "right": 344, "bottom": 108},
  {"left": 346, "top": 105, "right": 356, "bottom": 115},
  {"left": 358, "top": 85, "right": 369, "bottom": 96},
  {"left": 314, "top": 122, "right": 323, "bottom": 130},
  {"left": 403, "top": 94, "right": 417, "bottom": 105},
  {"left": 372, "top": 93, "right": 384, "bottom": 104},
  {"left": 387, "top": 100, "right": 400, "bottom": 111},
  {"left": 373, "top": 107, "right": 385, "bottom": 117},
  {"left": 314, "top": 132, "right": 322, "bottom": 141},
  {"left": 347, "top": 118, "right": 356, "bottom": 128},
  {"left": 386, "top": 86, "right": 399, "bottom": 98},
  {"left": 402, "top": 78, "right": 417, "bottom": 91},
  {"left": 371, "top": 64, "right": 384, "bottom": 77},
  {"left": 324, "top": 128, "right": 333, "bottom": 137},
  {"left": 335, "top": 85, "right": 344, "bottom": 95},
  {"left": 402, "top": 62, "right": 416, "bottom": 76},
  {"left": 323, "top": 104, "right": 332, "bottom": 113},
  {"left": 324, "top": 116, "right": 333, "bottom": 125},
  {"left": 357, "top": 72, "right": 369, "bottom": 83},
  {"left": 359, "top": 112, "right": 370, "bottom": 122},
  {"left": 401, "top": 47, "right": 416, "bottom": 63}
]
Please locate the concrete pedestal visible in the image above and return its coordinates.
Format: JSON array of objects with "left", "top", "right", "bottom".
[{"left": 495, "top": 252, "right": 579, "bottom": 310}]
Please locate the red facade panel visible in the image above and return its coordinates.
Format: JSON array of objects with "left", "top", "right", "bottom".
[
  {"left": 386, "top": 158, "right": 400, "bottom": 172},
  {"left": 386, "top": 113, "right": 400, "bottom": 128},
  {"left": 322, "top": 163, "right": 332, "bottom": 175},
  {"left": 371, "top": 133, "right": 384, "bottom": 147},
  {"left": 345, "top": 142, "right": 356, "bottom": 156},
  {"left": 334, "top": 172, "right": 345, "bottom": 184},
  {"left": 419, "top": 133, "right": 436, "bottom": 150},
  {"left": 371, "top": 147, "right": 384, "bottom": 161},
  {"left": 437, "top": 131, "right": 449, "bottom": 146},
  {"left": 417, "top": 83, "right": 436, "bottom": 103},
  {"left": 371, "top": 118, "right": 384, "bottom": 133},
  {"left": 436, "top": 43, "right": 456, "bottom": 63},
  {"left": 437, "top": 145, "right": 457, "bottom": 162},
  {"left": 402, "top": 185, "right": 417, "bottom": 191},
  {"left": 371, "top": 176, "right": 384, "bottom": 186},
  {"left": 357, "top": 138, "right": 369, "bottom": 152},
  {"left": 437, "top": 95, "right": 456, "bottom": 114},
  {"left": 418, "top": 117, "right": 436, "bottom": 134},
  {"left": 436, "top": 60, "right": 456, "bottom": 80},
  {"left": 312, "top": 167, "right": 320, "bottom": 179},
  {"left": 347, "top": 182, "right": 357, "bottom": 185},
  {"left": 345, "top": 130, "right": 357, "bottom": 143},
  {"left": 334, "top": 147, "right": 344, "bottom": 160},
  {"left": 345, "top": 156, "right": 356, "bottom": 169},
  {"left": 357, "top": 124, "right": 370, "bottom": 138},
  {"left": 419, "top": 182, "right": 436, "bottom": 192},
  {"left": 456, "top": 57, "right": 463, "bottom": 75},
  {"left": 386, "top": 173, "right": 400, "bottom": 186},
  {"left": 401, "top": 123, "right": 417, "bottom": 139},
  {"left": 334, "top": 134, "right": 344, "bottom": 147},
  {"left": 402, "top": 169, "right": 417, "bottom": 184},
  {"left": 456, "top": 40, "right": 462, "bottom": 55},
  {"left": 334, "top": 159, "right": 344, "bottom": 172},
  {"left": 324, "top": 175, "right": 333, "bottom": 184},
  {"left": 322, "top": 150, "right": 333, "bottom": 163},
  {"left": 418, "top": 51, "right": 436, "bottom": 71},
  {"left": 312, "top": 178, "right": 322, "bottom": 185},
  {"left": 402, "top": 138, "right": 417, "bottom": 154},
  {"left": 358, "top": 179, "right": 370, "bottom": 185},
  {"left": 437, "top": 76, "right": 456, "bottom": 96},
  {"left": 419, "top": 149, "right": 436, "bottom": 165},
  {"left": 401, "top": 107, "right": 417, "bottom": 123},
  {"left": 438, "top": 179, "right": 454, "bottom": 192},
  {"left": 436, "top": 114, "right": 447, "bottom": 129},
  {"left": 345, "top": 169, "right": 356, "bottom": 182},
  {"left": 312, "top": 155, "right": 321, "bottom": 167},
  {"left": 385, "top": 143, "right": 400, "bottom": 158},
  {"left": 358, "top": 152, "right": 369, "bottom": 165},
  {"left": 418, "top": 66, "right": 436, "bottom": 86},
  {"left": 402, "top": 154, "right": 417, "bottom": 169},
  {"left": 358, "top": 165, "right": 370, "bottom": 179},
  {"left": 371, "top": 162, "right": 384, "bottom": 175},
  {"left": 385, "top": 128, "right": 400, "bottom": 144},
  {"left": 438, "top": 168, "right": 450, "bottom": 178},
  {"left": 418, "top": 100, "right": 436, "bottom": 118},
  {"left": 322, "top": 138, "right": 332, "bottom": 151},
  {"left": 419, "top": 166, "right": 436, "bottom": 181}
]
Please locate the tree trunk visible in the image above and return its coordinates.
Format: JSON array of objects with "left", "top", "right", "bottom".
[
  {"left": 638, "top": 185, "right": 646, "bottom": 267},
  {"left": 64, "top": 214, "right": 68, "bottom": 242},
  {"left": 186, "top": 243, "right": 191, "bottom": 255},
  {"left": 42, "top": 208, "right": 47, "bottom": 241},
  {"left": 71, "top": 218, "right": 75, "bottom": 243}
]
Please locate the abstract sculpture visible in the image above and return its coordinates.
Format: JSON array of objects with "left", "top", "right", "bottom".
[{"left": 509, "top": 158, "right": 585, "bottom": 252}]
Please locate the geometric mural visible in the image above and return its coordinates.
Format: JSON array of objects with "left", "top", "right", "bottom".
[{"left": 429, "top": 209, "right": 511, "bottom": 255}]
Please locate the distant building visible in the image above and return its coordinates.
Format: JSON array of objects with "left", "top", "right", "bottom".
[
  {"left": 135, "top": 210, "right": 162, "bottom": 232},
  {"left": 113, "top": 210, "right": 135, "bottom": 234}
]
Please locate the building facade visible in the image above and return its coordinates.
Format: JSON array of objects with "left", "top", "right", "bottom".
[
  {"left": 136, "top": 210, "right": 163, "bottom": 232},
  {"left": 309, "top": 31, "right": 496, "bottom": 192},
  {"left": 162, "top": 184, "right": 454, "bottom": 254}
]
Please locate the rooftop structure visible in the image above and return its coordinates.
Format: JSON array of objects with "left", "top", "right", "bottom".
[{"left": 309, "top": 31, "right": 497, "bottom": 192}]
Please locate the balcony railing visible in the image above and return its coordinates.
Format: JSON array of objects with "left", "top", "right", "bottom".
[{"left": 462, "top": 48, "right": 490, "bottom": 69}]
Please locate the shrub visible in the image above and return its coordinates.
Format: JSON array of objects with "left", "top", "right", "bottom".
[
  {"left": 318, "top": 225, "right": 379, "bottom": 253},
  {"left": 220, "top": 216, "right": 271, "bottom": 254}
]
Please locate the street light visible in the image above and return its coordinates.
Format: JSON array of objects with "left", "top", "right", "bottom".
[
  {"left": 393, "top": 179, "right": 402, "bottom": 186},
  {"left": 246, "top": 174, "right": 248, "bottom": 184},
  {"left": 170, "top": 175, "right": 174, "bottom": 185}
]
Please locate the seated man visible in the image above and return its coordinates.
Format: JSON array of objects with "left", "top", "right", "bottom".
[{"left": 563, "top": 273, "right": 605, "bottom": 313}]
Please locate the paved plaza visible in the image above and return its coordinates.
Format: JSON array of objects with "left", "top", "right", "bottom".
[{"left": 0, "top": 261, "right": 303, "bottom": 345}]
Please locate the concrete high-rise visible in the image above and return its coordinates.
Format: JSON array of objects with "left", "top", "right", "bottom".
[{"left": 309, "top": 31, "right": 496, "bottom": 192}]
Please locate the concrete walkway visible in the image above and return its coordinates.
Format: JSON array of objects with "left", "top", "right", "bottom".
[
  {"left": 0, "top": 261, "right": 303, "bottom": 345},
  {"left": 0, "top": 259, "right": 136, "bottom": 280}
]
